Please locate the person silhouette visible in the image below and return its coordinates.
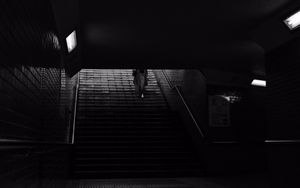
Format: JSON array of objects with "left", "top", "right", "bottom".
[{"left": 132, "top": 69, "right": 148, "bottom": 98}]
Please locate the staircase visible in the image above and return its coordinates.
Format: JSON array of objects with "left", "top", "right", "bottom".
[{"left": 73, "top": 69, "right": 202, "bottom": 179}]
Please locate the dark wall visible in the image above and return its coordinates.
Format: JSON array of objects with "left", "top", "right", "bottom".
[
  {"left": 160, "top": 70, "right": 267, "bottom": 142},
  {"left": 0, "top": 0, "right": 62, "bottom": 142},
  {"left": 154, "top": 69, "right": 267, "bottom": 174},
  {"left": 153, "top": 69, "right": 207, "bottom": 148},
  {"left": 204, "top": 84, "right": 267, "bottom": 175},
  {"left": 205, "top": 83, "right": 267, "bottom": 142},
  {"left": 266, "top": 38, "right": 300, "bottom": 140},
  {"left": 0, "top": 1, "right": 76, "bottom": 187},
  {"left": 164, "top": 69, "right": 207, "bottom": 128},
  {"left": 231, "top": 86, "right": 267, "bottom": 142},
  {"left": 266, "top": 37, "right": 300, "bottom": 187}
]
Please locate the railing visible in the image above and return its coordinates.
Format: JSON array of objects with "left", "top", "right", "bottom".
[
  {"left": 71, "top": 73, "right": 80, "bottom": 144},
  {"left": 161, "top": 70, "right": 204, "bottom": 138}
]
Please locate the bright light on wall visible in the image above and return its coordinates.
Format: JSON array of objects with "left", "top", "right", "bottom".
[
  {"left": 284, "top": 10, "right": 300, "bottom": 30},
  {"left": 66, "top": 30, "right": 77, "bottom": 53},
  {"left": 251, "top": 79, "right": 266, "bottom": 87}
]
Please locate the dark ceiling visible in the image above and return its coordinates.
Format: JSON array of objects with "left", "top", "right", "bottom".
[{"left": 76, "top": 0, "right": 297, "bottom": 75}]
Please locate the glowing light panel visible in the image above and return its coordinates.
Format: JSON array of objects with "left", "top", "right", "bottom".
[
  {"left": 251, "top": 79, "right": 266, "bottom": 87},
  {"left": 66, "top": 30, "right": 77, "bottom": 53},
  {"left": 284, "top": 10, "right": 300, "bottom": 30}
]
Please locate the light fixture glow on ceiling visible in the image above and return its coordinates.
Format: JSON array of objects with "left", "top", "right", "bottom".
[
  {"left": 66, "top": 30, "right": 77, "bottom": 53},
  {"left": 284, "top": 10, "right": 300, "bottom": 30},
  {"left": 251, "top": 79, "right": 266, "bottom": 87}
]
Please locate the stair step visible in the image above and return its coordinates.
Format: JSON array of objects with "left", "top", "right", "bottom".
[
  {"left": 79, "top": 91, "right": 162, "bottom": 94},
  {"left": 76, "top": 122, "right": 175, "bottom": 125},
  {"left": 75, "top": 160, "right": 196, "bottom": 165},
  {"left": 76, "top": 110, "right": 174, "bottom": 114},
  {"left": 76, "top": 115, "right": 175, "bottom": 118},
  {"left": 76, "top": 125, "right": 178, "bottom": 128},
  {"left": 75, "top": 138, "right": 185, "bottom": 143},
  {"left": 75, "top": 150, "right": 200, "bottom": 157},
  {"left": 75, "top": 163, "right": 202, "bottom": 168},
  {"left": 75, "top": 131, "right": 183, "bottom": 136},
  {"left": 78, "top": 101, "right": 166, "bottom": 105},
  {"left": 74, "top": 141, "right": 187, "bottom": 146},
  {"left": 76, "top": 135, "right": 182, "bottom": 138},
  {"left": 75, "top": 145, "right": 187, "bottom": 149},
  {"left": 76, "top": 119, "right": 175, "bottom": 122},
  {"left": 75, "top": 159, "right": 195, "bottom": 163},
  {"left": 75, "top": 155, "right": 193, "bottom": 160},
  {"left": 74, "top": 154, "right": 194, "bottom": 161},
  {"left": 77, "top": 116, "right": 172, "bottom": 120},
  {"left": 78, "top": 107, "right": 169, "bottom": 111},
  {"left": 76, "top": 121, "right": 175, "bottom": 125},
  {"left": 77, "top": 109, "right": 170, "bottom": 112},
  {"left": 73, "top": 170, "right": 203, "bottom": 179},
  {"left": 78, "top": 101, "right": 168, "bottom": 105}
]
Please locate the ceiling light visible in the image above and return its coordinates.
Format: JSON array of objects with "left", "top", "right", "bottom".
[
  {"left": 66, "top": 30, "right": 77, "bottom": 53},
  {"left": 284, "top": 10, "right": 300, "bottom": 30},
  {"left": 251, "top": 79, "right": 266, "bottom": 87}
]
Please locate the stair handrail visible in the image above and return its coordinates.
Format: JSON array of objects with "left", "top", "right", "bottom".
[
  {"left": 71, "top": 73, "right": 80, "bottom": 144},
  {"left": 162, "top": 70, "right": 204, "bottom": 138}
]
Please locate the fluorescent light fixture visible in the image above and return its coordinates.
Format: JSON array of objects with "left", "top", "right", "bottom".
[
  {"left": 251, "top": 79, "right": 266, "bottom": 87},
  {"left": 284, "top": 10, "right": 300, "bottom": 30},
  {"left": 66, "top": 30, "right": 77, "bottom": 53}
]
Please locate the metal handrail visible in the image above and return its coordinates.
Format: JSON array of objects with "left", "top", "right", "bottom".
[
  {"left": 71, "top": 73, "right": 80, "bottom": 144},
  {"left": 162, "top": 70, "right": 204, "bottom": 138}
]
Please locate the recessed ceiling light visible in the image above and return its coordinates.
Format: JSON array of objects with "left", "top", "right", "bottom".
[
  {"left": 251, "top": 79, "right": 266, "bottom": 87},
  {"left": 66, "top": 30, "right": 77, "bottom": 53},
  {"left": 284, "top": 10, "right": 300, "bottom": 30}
]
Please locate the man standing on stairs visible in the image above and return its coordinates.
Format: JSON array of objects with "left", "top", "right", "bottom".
[{"left": 132, "top": 69, "right": 148, "bottom": 98}]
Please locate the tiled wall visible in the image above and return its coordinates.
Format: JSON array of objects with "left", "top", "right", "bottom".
[
  {"left": 0, "top": 0, "right": 64, "bottom": 142},
  {"left": 266, "top": 38, "right": 300, "bottom": 140},
  {"left": 266, "top": 37, "right": 300, "bottom": 187},
  {"left": 0, "top": 1, "right": 76, "bottom": 187}
]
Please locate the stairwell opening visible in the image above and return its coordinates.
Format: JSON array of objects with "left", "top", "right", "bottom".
[{"left": 72, "top": 69, "right": 204, "bottom": 179}]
